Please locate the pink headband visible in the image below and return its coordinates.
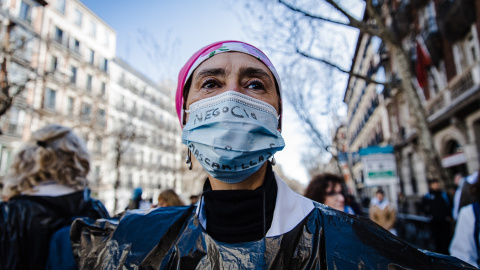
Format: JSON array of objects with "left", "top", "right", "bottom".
[{"left": 175, "top": 40, "right": 282, "bottom": 127}]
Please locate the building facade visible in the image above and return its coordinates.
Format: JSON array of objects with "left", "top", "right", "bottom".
[
  {"left": 34, "top": 0, "right": 115, "bottom": 197},
  {"left": 0, "top": 0, "right": 187, "bottom": 215},
  {"left": 0, "top": 0, "right": 47, "bottom": 179},
  {"left": 104, "top": 58, "right": 182, "bottom": 212},
  {"left": 344, "top": 0, "right": 480, "bottom": 211}
]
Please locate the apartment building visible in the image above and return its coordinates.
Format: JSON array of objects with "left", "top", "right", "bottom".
[
  {"left": 0, "top": 0, "right": 186, "bottom": 214},
  {"left": 103, "top": 58, "right": 182, "bottom": 212},
  {"left": 344, "top": 34, "right": 392, "bottom": 193},
  {"left": 32, "top": 0, "right": 115, "bottom": 191},
  {"left": 0, "top": 0, "right": 47, "bottom": 179},
  {"left": 344, "top": 0, "right": 480, "bottom": 204}
]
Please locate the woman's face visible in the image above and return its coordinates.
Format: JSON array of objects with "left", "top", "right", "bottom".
[
  {"left": 324, "top": 183, "right": 345, "bottom": 212},
  {"left": 185, "top": 52, "right": 280, "bottom": 123}
]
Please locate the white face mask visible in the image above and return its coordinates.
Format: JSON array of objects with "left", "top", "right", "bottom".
[{"left": 182, "top": 91, "right": 285, "bottom": 183}]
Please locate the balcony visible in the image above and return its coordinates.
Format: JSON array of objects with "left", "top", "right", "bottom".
[
  {"left": 426, "top": 62, "right": 480, "bottom": 117},
  {"left": 437, "top": 0, "right": 476, "bottom": 43},
  {"left": 3, "top": 123, "right": 23, "bottom": 136},
  {"left": 80, "top": 114, "right": 91, "bottom": 122}
]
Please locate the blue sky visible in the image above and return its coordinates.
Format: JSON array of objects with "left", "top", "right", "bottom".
[
  {"left": 80, "top": 0, "right": 251, "bottom": 81},
  {"left": 79, "top": 0, "right": 320, "bottom": 184}
]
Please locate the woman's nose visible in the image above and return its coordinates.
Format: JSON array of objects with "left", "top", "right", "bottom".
[{"left": 225, "top": 80, "right": 241, "bottom": 93}]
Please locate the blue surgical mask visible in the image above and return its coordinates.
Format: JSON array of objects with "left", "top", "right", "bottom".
[{"left": 182, "top": 91, "right": 285, "bottom": 184}]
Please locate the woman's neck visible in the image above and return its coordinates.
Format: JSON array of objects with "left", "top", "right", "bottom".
[{"left": 208, "top": 162, "right": 268, "bottom": 190}]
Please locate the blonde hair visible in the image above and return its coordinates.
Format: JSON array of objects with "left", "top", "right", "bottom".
[
  {"left": 3, "top": 124, "right": 90, "bottom": 197},
  {"left": 157, "top": 189, "right": 184, "bottom": 207}
]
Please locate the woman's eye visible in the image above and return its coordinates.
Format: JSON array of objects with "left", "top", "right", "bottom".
[
  {"left": 201, "top": 79, "right": 219, "bottom": 89},
  {"left": 246, "top": 80, "right": 265, "bottom": 90}
]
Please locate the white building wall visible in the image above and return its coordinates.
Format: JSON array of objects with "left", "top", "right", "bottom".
[{"left": 105, "top": 58, "right": 182, "bottom": 214}]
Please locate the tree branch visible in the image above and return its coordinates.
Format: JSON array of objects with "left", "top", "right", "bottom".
[
  {"left": 296, "top": 49, "right": 390, "bottom": 86},
  {"left": 278, "top": 0, "right": 351, "bottom": 27},
  {"left": 278, "top": 0, "right": 382, "bottom": 37}
]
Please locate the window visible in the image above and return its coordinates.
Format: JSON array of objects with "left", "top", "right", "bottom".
[
  {"left": 73, "top": 39, "right": 80, "bottom": 54},
  {"left": 100, "top": 82, "right": 106, "bottom": 96},
  {"left": 70, "top": 66, "right": 77, "bottom": 84},
  {"left": 94, "top": 165, "right": 100, "bottom": 179},
  {"left": 90, "top": 20, "right": 96, "bottom": 38},
  {"left": 89, "top": 49, "right": 95, "bottom": 65},
  {"left": 56, "top": 0, "right": 65, "bottom": 14},
  {"left": 104, "top": 31, "right": 110, "bottom": 47},
  {"left": 95, "top": 137, "right": 102, "bottom": 153},
  {"left": 19, "top": 1, "right": 31, "bottom": 23},
  {"left": 82, "top": 133, "right": 89, "bottom": 146},
  {"left": 80, "top": 102, "right": 92, "bottom": 121},
  {"left": 0, "top": 146, "right": 12, "bottom": 173},
  {"left": 86, "top": 74, "right": 92, "bottom": 91},
  {"left": 99, "top": 57, "right": 108, "bottom": 72},
  {"left": 50, "top": 56, "right": 58, "bottom": 71},
  {"left": 67, "top": 96, "right": 74, "bottom": 115},
  {"left": 127, "top": 173, "right": 133, "bottom": 188},
  {"left": 8, "top": 107, "right": 24, "bottom": 135},
  {"left": 74, "top": 8, "right": 82, "bottom": 26},
  {"left": 97, "top": 108, "right": 105, "bottom": 124},
  {"left": 54, "top": 26, "right": 64, "bottom": 44},
  {"left": 44, "top": 88, "right": 56, "bottom": 110}
]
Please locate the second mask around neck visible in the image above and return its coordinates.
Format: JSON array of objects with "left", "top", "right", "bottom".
[{"left": 182, "top": 91, "right": 285, "bottom": 184}]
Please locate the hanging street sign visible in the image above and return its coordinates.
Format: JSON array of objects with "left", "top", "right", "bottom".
[{"left": 359, "top": 145, "right": 397, "bottom": 186}]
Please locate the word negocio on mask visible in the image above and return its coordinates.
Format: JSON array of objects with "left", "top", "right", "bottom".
[{"left": 182, "top": 91, "right": 285, "bottom": 184}]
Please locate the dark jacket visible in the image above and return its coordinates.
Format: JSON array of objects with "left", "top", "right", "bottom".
[
  {"left": 71, "top": 176, "right": 474, "bottom": 269},
  {"left": 0, "top": 190, "right": 109, "bottom": 270}
]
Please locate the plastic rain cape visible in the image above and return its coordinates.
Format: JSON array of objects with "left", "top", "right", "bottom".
[{"left": 70, "top": 201, "right": 475, "bottom": 269}]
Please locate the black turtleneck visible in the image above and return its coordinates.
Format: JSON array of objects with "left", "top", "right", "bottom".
[{"left": 201, "top": 162, "right": 277, "bottom": 243}]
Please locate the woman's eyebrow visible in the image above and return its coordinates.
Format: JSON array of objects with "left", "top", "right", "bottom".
[
  {"left": 195, "top": 68, "right": 225, "bottom": 79},
  {"left": 239, "top": 67, "right": 273, "bottom": 83}
]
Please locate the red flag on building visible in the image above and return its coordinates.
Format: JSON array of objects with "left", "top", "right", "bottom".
[{"left": 415, "top": 38, "right": 432, "bottom": 89}]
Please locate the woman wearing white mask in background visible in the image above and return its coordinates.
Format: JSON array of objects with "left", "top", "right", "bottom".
[{"left": 71, "top": 41, "right": 473, "bottom": 269}]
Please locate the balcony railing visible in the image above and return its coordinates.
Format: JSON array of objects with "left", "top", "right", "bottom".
[
  {"left": 3, "top": 123, "right": 23, "bottom": 136},
  {"left": 426, "top": 62, "right": 480, "bottom": 116}
]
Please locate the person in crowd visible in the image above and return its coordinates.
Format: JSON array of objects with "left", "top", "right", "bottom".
[
  {"left": 422, "top": 178, "right": 453, "bottom": 255},
  {"left": 453, "top": 171, "right": 478, "bottom": 220},
  {"left": 189, "top": 194, "right": 200, "bottom": 205},
  {"left": 0, "top": 124, "right": 109, "bottom": 270},
  {"left": 156, "top": 189, "right": 184, "bottom": 207},
  {"left": 346, "top": 193, "right": 364, "bottom": 216},
  {"left": 70, "top": 41, "right": 473, "bottom": 269},
  {"left": 369, "top": 188, "right": 397, "bottom": 235},
  {"left": 450, "top": 170, "right": 480, "bottom": 267},
  {"left": 304, "top": 173, "right": 355, "bottom": 214},
  {"left": 397, "top": 191, "right": 409, "bottom": 214},
  {"left": 125, "top": 187, "right": 151, "bottom": 210}
]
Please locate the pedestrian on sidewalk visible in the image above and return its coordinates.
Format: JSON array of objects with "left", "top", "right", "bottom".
[
  {"left": 450, "top": 170, "right": 480, "bottom": 267},
  {"left": 369, "top": 188, "right": 397, "bottom": 235},
  {"left": 304, "top": 173, "right": 356, "bottom": 214},
  {"left": 422, "top": 178, "right": 453, "bottom": 255}
]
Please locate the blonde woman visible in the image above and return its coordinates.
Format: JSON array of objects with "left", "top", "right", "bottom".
[
  {"left": 156, "top": 189, "right": 184, "bottom": 207},
  {"left": 0, "top": 124, "right": 109, "bottom": 269}
]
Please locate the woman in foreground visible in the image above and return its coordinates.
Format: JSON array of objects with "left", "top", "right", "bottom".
[{"left": 71, "top": 41, "right": 473, "bottom": 269}]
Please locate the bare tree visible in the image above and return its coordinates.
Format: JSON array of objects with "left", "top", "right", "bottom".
[
  {"left": 0, "top": 21, "right": 39, "bottom": 125},
  {"left": 109, "top": 122, "right": 142, "bottom": 213},
  {"left": 244, "top": 0, "right": 449, "bottom": 185}
]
